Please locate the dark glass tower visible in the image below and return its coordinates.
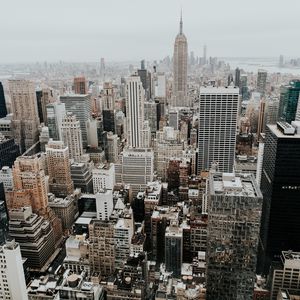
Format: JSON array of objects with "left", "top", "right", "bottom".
[
  {"left": 258, "top": 122, "right": 300, "bottom": 273},
  {"left": 278, "top": 80, "right": 300, "bottom": 123},
  {"left": 0, "top": 135, "right": 20, "bottom": 168},
  {"left": 0, "top": 82, "right": 7, "bottom": 118}
]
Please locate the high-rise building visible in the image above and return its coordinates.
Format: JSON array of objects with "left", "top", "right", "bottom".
[
  {"left": 9, "top": 154, "right": 48, "bottom": 216},
  {"left": 60, "top": 94, "right": 92, "bottom": 147},
  {"left": 115, "top": 148, "right": 154, "bottom": 197},
  {"left": 278, "top": 80, "right": 300, "bottom": 123},
  {"left": 257, "top": 69, "right": 267, "bottom": 95},
  {"left": 144, "top": 100, "right": 158, "bottom": 133},
  {"left": 165, "top": 222, "right": 183, "bottom": 277},
  {"left": 106, "top": 132, "right": 119, "bottom": 163},
  {"left": 198, "top": 86, "right": 239, "bottom": 173},
  {"left": 270, "top": 251, "right": 300, "bottom": 300},
  {"left": 138, "top": 60, "right": 151, "bottom": 100},
  {"left": 0, "top": 200, "right": 8, "bottom": 245},
  {"left": 61, "top": 113, "right": 83, "bottom": 162},
  {"left": 0, "top": 82, "right": 7, "bottom": 118},
  {"left": 0, "top": 133, "right": 20, "bottom": 168},
  {"left": 172, "top": 12, "right": 188, "bottom": 107},
  {"left": 125, "top": 74, "right": 145, "bottom": 148},
  {"left": 92, "top": 163, "right": 115, "bottom": 193},
  {"left": 46, "top": 102, "right": 66, "bottom": 140},
  {"left": 46, "top": 139, "right": 74, "bottom": 197},
  {"left": 206, "top": 172, "right": 262, "bottom": 300},
  {"left": 8, "top": 206, "right": 56, "bottom": 271},
  {"left": 96, "top": 189, "right": 114, "bottom": 221},
  {"left": 235, "top": 67, "right": 241, "bottom": 88},
  {"left": 36, "top": 87, "right": 54, "bottom": 124},
  {"left": 258, "top": 122, "right": 300, "bottom": 273},
  {"left": 9, "top": 80, "right": 40, "bottom": 153},
  {"left": 70, "top": 162, "right": 93, "bottom": 193},
  {"left": 0, "top": 240, "right": 28, "bottom": 300},
  {"left": 168, "top": 109, "right": 179, "bottom": 130},
  {"left": 74, "top": 76, "right": 87, "bottom": 94},
  {"left": 88, "top": 219, "right": 115, "bottom": 276}
]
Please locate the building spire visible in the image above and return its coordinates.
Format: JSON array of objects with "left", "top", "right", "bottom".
[{"left": 180, "top": 9, "right": 183, "bottom": 34}]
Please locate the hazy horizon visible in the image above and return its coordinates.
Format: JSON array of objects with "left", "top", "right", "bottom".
[{"left": 0, "top": 0, "right": 300, "bottom": 63}]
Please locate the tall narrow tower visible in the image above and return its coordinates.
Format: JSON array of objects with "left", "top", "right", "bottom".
[
  {"left": 125, "top": 74, "right": 145, "bottom": 148},
  {"left": 172, "top": 11, "right": 188, "bottom": 107},
  {"left": 9, "top": 80, "right": 40, "bottom": 153}
]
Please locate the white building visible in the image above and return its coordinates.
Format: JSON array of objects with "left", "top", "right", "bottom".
[
  {"left": 198, "top": 86, "right": 239, "bottom": 173},
  {"left": 115, "top": 148, "right": 154, "bottom": 197},
  {"left": 125, "top": 74, "right": 145, "bottom": 148},
  {"left": 95, "top": 189, "right": 114, "bottom": 221},
  {"left": 271, "top": 251, "right": 300, "bottom": 300},
  {"left": 0, "top": 166, "right": 13, "bottom": 191},
  {"left": 0, "top": 240, "right": 28, "bottom": 300},
  {"left": 61, "top": 113, "right": 83, "bottom": 162},
  {"left": 92, "top": 163, "right": 115, "bottom": 193}
]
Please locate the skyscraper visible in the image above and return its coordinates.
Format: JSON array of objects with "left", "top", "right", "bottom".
[
  {"left": 234, "top": 67, "right": 241, "bottom": 88},
  {"left": 198, "top": 86, "right": 239, "bottom": 173},
  {"left": 206, "top": 172, "right": 262, "bottom": 300},
  {"left": 46, "top": 139, "right": 74, "bottom": 197},
  {"left": 60, "top": 94, "right": 92, "bottom": 147},
  {"left": 0, "top": 240, "right": 28, "bottom": 300},
  {"left": 0, "top": 82, "right": 7, "bottom": 118},
  {"left": 172, "top": 12, "right": 188, "bottom": 107},
  {"left": 138, "top": 60, "right": 151, "bottom": 100},
  {"left": 258, "top": 122, "right": 300, "bottom": 273},
  {"left": 278, "top": 79, "right": 300, "bottom": 123},
  {"left": 74, "top": 76, "right": 87, "bottom": 94},
  {"left": 46, "top": 102, "right": 66, "bottom": 141},
  {"left": 257, "top": 69, "right": 267, "bottom": 95},
  {"left": 9, "top": 80, "right": 40, "bottom": 153},
  {"left": 125, "top": 74, "right": 145, "bottom": 148},
  {"left": 36, "top": 87, "right": 54, "bottom": 124},
  {"left": 0, "top": 133, "right": 20, "bottom": 168},
  {"left": 61, "top": 113, "right": 83, "bottom": 162}
]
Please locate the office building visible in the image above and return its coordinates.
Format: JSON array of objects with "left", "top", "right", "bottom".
[
  {"left": 95, "top": 189, "right": 114, "bottom": 221},
  {"left": 36, "top": 87, "right": 54, "bottom": 124},
  {"left": 155, "top": 72, "right": 166, "bottom": 98},
  {"left": 168, "top": 109, "right": 179, "bottom": 130},
  {"left": 61, "top": 113, "right": 83, "bottom": 162},
  {"left": 46, "top": 139, "right": 74, "bottom": 197},
  {"left": 0, "top": 133, "right": 20, "bottom": 168},
  {"left": 278, "top": 80, "right": 300, "bottom": 123},
  {"left": 172, "top": 12, "right": 188, "bottom": 107},
  {"left": 259, "top": 122, "right": 300, "bottom": 273},
  {"left": 144, "top": 100, "right": 158, "bottom": 133},
  {"left": 138, "top": 60, "right": 151, "bottom": 100},
  {"left": 8, "top": 206, "right": 56, "bottom": 271},
  {"left": 70, "top": 162, "right": 93, "bottom": 193},
  {"left": 46, "top": 102, "right": 66, "bottom": 140},
  {"left": 198, "top": 86, "right": 239, "bottom": 172},
  {"left": 0, "top": 166, "right": 13, "bottom": 191},
  {"left": 0, "top": 115, "right": 13, "bottom": 139},
  {"left": 9, "top": 80, "right": 40, "bottom": 153},
  {"left": 114, "top": 206, "right": 134, "bottom": 268},
  {"left": 0, "top": 82, "right": 7, "bottom": 118},
  {"left": 88, "top": 219, "right": 115, "bottom": 276},
  {"left": 271, "top": 251, "right": 300, "bottom": 300},
  {"left": 0, "top": 240, "right": 28, "bottom": 300},
  {"left": 9, "top": 154, "right": 48, "bottom": 216},
  {"left": 106, "top": 132, "right": 119, "bottom": 163},
  {"left": 235, "top": 67, "right": 241, "bottom": 87},
  {"left": 257, "top": 69, "right": 267, "bottom": 95},
  {"left": 92, "top": 163, "right": 115, "bottom": 193},
  {"left": 125, "top": 74, "right": 145, "bottom": 148},
  {"left": 74, "top": 76, "right": 87, "bottom": 94},
  {"left": 165, "top": 222, "right": 183, "bottom": 277},
  {"left": 0, "top": 201, "right": 8, "bottom": 245},
  {"left": 115, "top": 148, "right": 154, "bottom": 197},
  {"left": 206, "top": 172, "right": 262, "bottom": 300},
  {"left": 60, "top": 94, "right": 92, "bottom": 147}
]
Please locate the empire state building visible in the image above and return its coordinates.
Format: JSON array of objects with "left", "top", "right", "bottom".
[{"left": 172, "top": 13, "right": 188, "bottom": 107}]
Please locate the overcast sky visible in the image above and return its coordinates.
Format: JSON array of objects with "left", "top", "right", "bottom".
[{"left": 0, "top": 0, "right": 300, "bottom": 63}]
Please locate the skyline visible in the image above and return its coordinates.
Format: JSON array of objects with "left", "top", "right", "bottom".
[{"left": 1, "top": 0, "right": 300, "bottom": 63}]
